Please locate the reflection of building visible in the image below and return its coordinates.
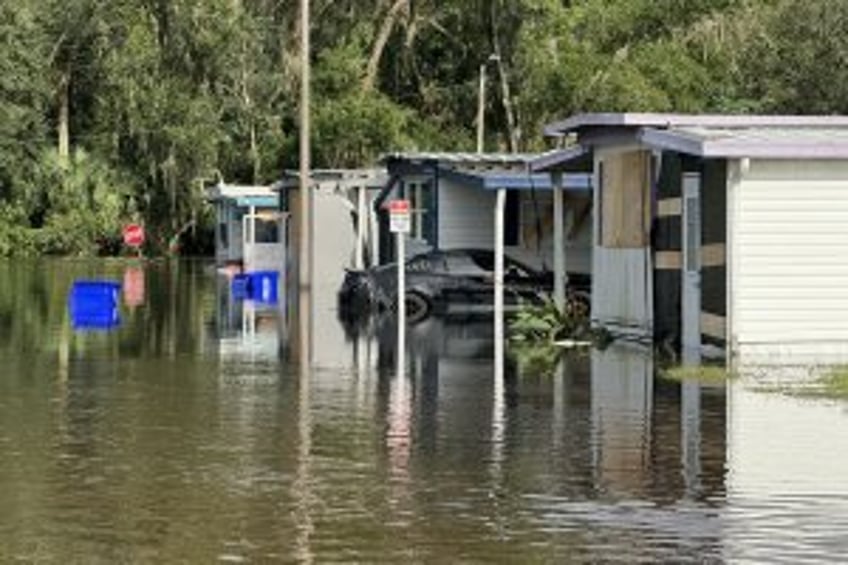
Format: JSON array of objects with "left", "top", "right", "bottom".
[
  {"left": 214, "top": 275, "right": 280, "bottom": 363},
  {"left": 206, "top": 183, "right": 284, "bottom": 273},
  {"left": 726, "top": 383, "right": 848, "bottom": 560}
]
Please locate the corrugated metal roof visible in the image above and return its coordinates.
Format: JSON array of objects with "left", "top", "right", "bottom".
[
  {"left": 640, "top": 126, "right": 848, "bottom": 158},
  {"left": 544, "top": 113, "right": 848, "bottom": 137},
  {"left": 530, "top": 146, "right": 592, "bottom": 172},
  {"left": 381, "top": 151, "right": 539, "bottom": 167},
  {"left": 275, "top": 168, "right": 388, "bottom": 190},
  {"left": 439, "top": 167, "right": 591, "bottom": 191}
]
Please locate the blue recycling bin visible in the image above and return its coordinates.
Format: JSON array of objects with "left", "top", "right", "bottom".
[
  {"left": 231, "top": 274, "right": 250, "bottom": 300},
  {"left": 69, "top": 281, "right": 122, "bottom": 330},
  {"left": 247, "top": 271, "right": 279, "bottom": 304}
]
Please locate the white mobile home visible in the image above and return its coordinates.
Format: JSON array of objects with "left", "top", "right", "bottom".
[{"left": 535, "top": 113, "right": 848, "bottom": 364}]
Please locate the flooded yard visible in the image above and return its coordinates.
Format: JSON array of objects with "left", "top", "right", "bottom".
[{"left": 1, "top": 259, "right": 846, "bottom": 562}]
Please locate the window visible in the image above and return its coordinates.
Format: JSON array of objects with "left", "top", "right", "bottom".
[
  {"left": 406, "top": 180, "right": 434, "bottom": 243},
  {"left": 254, "top": 217, "right": 280, "bottom": 243},
  {"left": 219, "top": 223, "right": 229, "bottom": 248}
]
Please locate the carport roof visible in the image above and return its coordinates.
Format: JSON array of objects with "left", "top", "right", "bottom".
[{"left": 439, "top": 167, "right": 591, "bottom": 191}]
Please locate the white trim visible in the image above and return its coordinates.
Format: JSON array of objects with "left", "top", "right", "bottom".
[{"left": 726, "top": 159, "right": 742, "bottom": 357}]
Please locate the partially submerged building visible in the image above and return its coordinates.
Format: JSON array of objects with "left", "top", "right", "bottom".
[
  {"left": 534, "top": 113, "right": 848, "bottom": 364},
  {"left": 206, "top": 183, "right": 284, "bottom": 273},
  {"left": 376, "top": 152, "right": 594, "bottom": 302}
]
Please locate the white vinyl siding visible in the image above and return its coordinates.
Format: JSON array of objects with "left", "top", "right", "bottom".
[
  {"left": 438, "top": 178, "right": 496, "bottom": 249},
  {"left": 732, "top": 160, "right": 848, "bottom": 349},
  {"left": 438, "top": 179, "right": 593, "bottom": 274}
]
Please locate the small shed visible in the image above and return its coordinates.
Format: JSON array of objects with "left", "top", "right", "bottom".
[
  {"left": 536, "top": 113, "right": 848, "bottom": 364},
  {"left": 206, "top": 183, "right": 284, "bottom": 273}
]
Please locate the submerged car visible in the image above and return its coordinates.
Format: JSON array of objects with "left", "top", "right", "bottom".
[{"left": 339, "top": 248, "right": 589, "bottom": 323}]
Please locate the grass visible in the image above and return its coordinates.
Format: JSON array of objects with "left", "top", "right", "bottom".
[
  {"left": 659, "top": 364, "right": 737, "bottom": 384},
  {"left": 750, "top": 365, "right": 848, "bottom": 401},
  {"left": 815, "top": 367, "right": 848, "bottom": 399}
]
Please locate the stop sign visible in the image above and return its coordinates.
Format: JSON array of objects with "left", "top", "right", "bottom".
[{"left": 123, "top": 223, "right": 145, "bottom": 248}]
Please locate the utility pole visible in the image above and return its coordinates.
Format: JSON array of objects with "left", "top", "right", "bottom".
[
  {"left": 476, "top": 54, "right": 500, "bottom": 154},
  {"left": 476, "top": 63, "right": 486, "bottom": 154},
  {"left": 298, "top": 0, "right": 312, "bottom": 291}
]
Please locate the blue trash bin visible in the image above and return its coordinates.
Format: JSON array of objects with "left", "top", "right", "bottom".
[
  {"left": 69, "top": 281, "right": 122, "bottom": 330},
  {"left": 247, "top": 271, "right": 279, "bottom": 304}
]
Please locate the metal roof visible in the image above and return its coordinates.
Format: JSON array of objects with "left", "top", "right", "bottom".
[
  {"left": 381, "top": 151, "right": 540, "bottom": 167},
  {"left": 529, "top": 146, "right": 593, "bottom": 172},
  {"left": 439, "top": 167, "right": 591, "bottom": 191},
  {"left": 639, "top": 126, "right": 848, "bottom": 159},
  {"left": 275, "top": 168, "right": 388, "bottom": 190},
  {"left": 206, "top": 184, "right": 277, "bottom": 202},
  {"left": 544, "top": 112, "right": 848, "bottom": 137}
]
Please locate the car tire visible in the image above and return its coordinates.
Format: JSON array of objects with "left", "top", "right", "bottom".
[{"left": 403, "top": 290, "right": 432, "bottom": 324}]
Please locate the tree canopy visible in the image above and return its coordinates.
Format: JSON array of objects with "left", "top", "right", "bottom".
[{"left": 0, "top": 0, "right": 843, "bottom": 255}]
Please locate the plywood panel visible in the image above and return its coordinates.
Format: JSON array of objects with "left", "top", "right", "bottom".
[{"left": 601, "top": 151, "right": 651, "bottom": 248}]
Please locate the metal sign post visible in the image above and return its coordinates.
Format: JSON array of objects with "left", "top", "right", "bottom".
[{"left": 389, "top": 199, "right": 411, "bottom": 376}]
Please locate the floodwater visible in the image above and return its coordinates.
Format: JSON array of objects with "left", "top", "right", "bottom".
[{"left": 1, "top": 259, "right": 847, "bottom": 563}]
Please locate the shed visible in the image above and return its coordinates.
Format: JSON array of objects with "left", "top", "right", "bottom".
[
  {"left": 206, "top": 183, "right": 283, "bottom": 273},
  {"left": 536, "top": 113, "right": 848, "bottom": 364}
]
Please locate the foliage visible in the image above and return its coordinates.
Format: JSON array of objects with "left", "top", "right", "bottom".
[
  {"left": 509, "top": 295, "right": 591, "bottom": 344},
  {"left": 818, "top": 368, "right": 848, "bottom": 399},
  {"left": 659, "top": 364, "right": 738, "bottom": 383},
  {"left": 2, "top": 0, "right": 848, "bottom": 255}
]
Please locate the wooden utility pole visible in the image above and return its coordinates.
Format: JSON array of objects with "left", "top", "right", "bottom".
[
  {"left": 476, "top": 63, "right": 487, "bottom": 153},
  {"left": 298, "top": 0, "right": 312, "bottom": 291}
]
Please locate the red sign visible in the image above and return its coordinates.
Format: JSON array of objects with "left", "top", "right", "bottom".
[
  {"left": 389, "top": 199, "right": 410, "bottom": 213},
  {"left": 123, "top": 223, "right": 145, "bottom": 248},
  {"left": 389, "top": 199, "right": 411, "bottom": 233}
]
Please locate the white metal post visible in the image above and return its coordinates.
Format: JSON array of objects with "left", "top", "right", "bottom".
[
  {"left": 494, "top": 188, "right": 506, "bottom": 378},
  {"left": 552, "top": 172, "right": 566, "bottom": 312},
  {"left": 397, "top": 233, "right": 406, "bottom": 376},
  {"left": 355, "top": 185, "right": 366, "bottom": 270}
]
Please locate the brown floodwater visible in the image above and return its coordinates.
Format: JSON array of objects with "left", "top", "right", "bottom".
[{"left": 0, "top": 259, "right": 846, "bottom": 563}]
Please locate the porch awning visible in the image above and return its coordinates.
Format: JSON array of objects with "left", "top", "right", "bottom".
[
  {"left": 438, "top": 167, "right": 592, "bottom": 192},
  {"left": 234, "top": 195, "right": 279, "bottom": 208}
]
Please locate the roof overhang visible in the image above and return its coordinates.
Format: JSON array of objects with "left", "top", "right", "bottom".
[
  {"left": 437, "top": 167, "right": 591, "bottom": 192},
  {"left": 207, "top": 184, "right": 277, "bottom": 204},
  {"left": 638, "top": 127, "right": 848, "bottom": 159},
  {"left": 544, "top": 112, "right": 848, "bottom": 137},
  {"left": 530, "top": 146, "right": 593, "bottom": 173}
]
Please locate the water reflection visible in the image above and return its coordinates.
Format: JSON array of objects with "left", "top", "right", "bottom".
[{"left": 1, "top": 260, "right": 846, "bottom": 561}]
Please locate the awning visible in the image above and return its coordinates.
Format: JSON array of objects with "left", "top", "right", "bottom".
[
  {"left": 438, "top": 167, "right": 591, "bottom": 192},
  {"left": 234, "top": 195, "right": 279, "bottom": 208},
  {"left": 530, "top": 146, "right": 592, "bottom": 173}
]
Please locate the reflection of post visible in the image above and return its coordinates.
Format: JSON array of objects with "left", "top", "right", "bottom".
[
  {"left": 293, "top": 284, "right": 314, "bottom": 562},
  {"left": 681, "top": 380, "right": 702, "bottom": 496},
  {"left": 387, "top": 364, "right": 412, "bottom": 503}
]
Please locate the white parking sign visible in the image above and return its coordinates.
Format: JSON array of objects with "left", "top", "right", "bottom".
[{"left": 389, "top": 199, "right": 411, "bottom": 233}]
